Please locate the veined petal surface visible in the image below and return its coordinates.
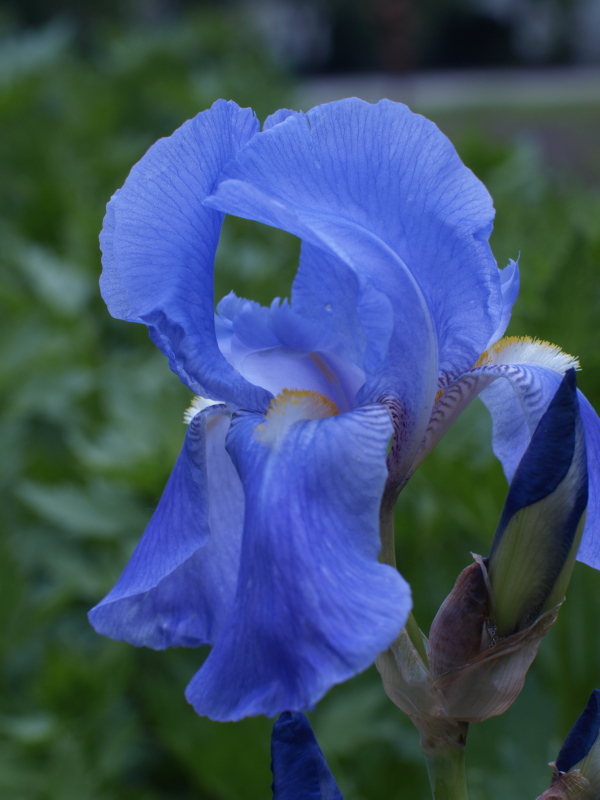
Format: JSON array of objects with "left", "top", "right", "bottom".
[
  {"left": 263, "top": 108, "right": 299, "bottom": 130},
  {"left": 185, "top": 404, "right": 411, "bottom": 720},
  {"left": 88, "top": 406, "right": 243, "bottom": 648},
  {"left": 291, "top": 241, "right": 391, "bottom": 379},
  {"left": 216, "top": 292, "right": 366, "bottom": 412},
  {"left": 209, "top": 98, "right": 503, "bottom": 381},
  {"left": 575, "top": 392, "right": 600, "bottom": 568},
  {"left": 485, "top": 258, "right": 520, "bottom": 348},
  {"left": 100, "top": 99, "right": 270, "bottom": 409}
]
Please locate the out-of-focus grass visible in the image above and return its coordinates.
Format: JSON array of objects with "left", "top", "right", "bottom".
[{"left": 1, "top": 13, "right": 599, "bottom": 800}]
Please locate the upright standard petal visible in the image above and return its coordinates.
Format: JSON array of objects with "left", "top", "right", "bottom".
[
  {"left": 271, "top": 712, "right": 343, "bottom": 800},
  {"left": 88, "top": 406, "right": 243, "bottom": 648},
  {"left": 208, "top": 99, "right": 503, "bottom": 379},
  {"left": 206, "top": 99, "right": 507, "bottom": 476},
  {"left": 215, "top": 292, "right": 366, "bottom": 412},
  {"left": 185, "top": 403, "right": 411, "bottom": 720},
  {"left": 291, "top": 242, "right": 392, "bottom": 383},
  {"left": 573, "top": 392, "right": 600, "bottom": 569},
  {"left": 100, "top": 99, "right": 270, "bottom": 409},
  {"left": 484, "top": 258, "right": 520, "bottom": 348}
]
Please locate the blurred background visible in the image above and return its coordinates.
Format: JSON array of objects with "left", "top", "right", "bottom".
[{"left": 1, "top": 1, "right": 599, "bottom": 798}]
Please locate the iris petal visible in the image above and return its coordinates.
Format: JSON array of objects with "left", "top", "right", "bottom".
[
  {"left": 292, "top": 241, "right": 384, "bottom": 375},
  {"left": 271, "top": 712, "right": 343, "bottom": 800},
  {"left": 208, "top": 98, "right": 502, "bottom": 382},
  {"left": 99, "top": 99, "right": 270, "bottom": 409},
  {"left": 216, "top": 293, "right": 366, "bottom": 410},
  {"left": 574, "top": 392, "right": 600, "bottom": 569},
  {"left": 209, "top": 177, "right": 434, "bottom": 404},
  {"left": 263, "top": 108, "right": 299, "bottom": 130},
  {"left": 485, "top": 258, "right": 520, "bottom": 348},
  {"left": 88, "top": 407, "right": 243, "bottom": 648},
  {"left": 206, "top": 100, "right": 511, "bottom": 477},
  {"left": 185, "top": 404, "right": 411, "bottom": 720}
]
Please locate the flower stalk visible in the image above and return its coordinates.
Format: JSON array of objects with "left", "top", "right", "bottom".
[{"left": 424, "top": 743, "right": 469, "bottom": 800}]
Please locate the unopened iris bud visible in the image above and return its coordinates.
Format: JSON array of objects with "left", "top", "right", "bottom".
[
  {"left": 271, "top": 712, "right": 343, "bottom": 800},
  {"left": 537, "top": 690, "right": 600, "bottom": 799},
  {"left": 423, "top": 371, "right": 588, "bottom": 725},
  {"left": 488, "top": 369, "right": 588, "bottom": 636}
]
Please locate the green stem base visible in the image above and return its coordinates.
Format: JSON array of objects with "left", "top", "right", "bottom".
[{"left": 424, "top": 743, "right": 468, "bottom": 800}]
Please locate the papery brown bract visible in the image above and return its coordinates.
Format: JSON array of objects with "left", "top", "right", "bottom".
[
  {"left": 536, "top": 768, "right": 593, "bottom": 800},
  {"left": 428, "top": 555, "right": 559, "bottom": 723}
]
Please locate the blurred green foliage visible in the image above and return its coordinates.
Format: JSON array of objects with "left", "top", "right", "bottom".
[{"left": 1, "top": 11, "right": 599, "bottom": 800}]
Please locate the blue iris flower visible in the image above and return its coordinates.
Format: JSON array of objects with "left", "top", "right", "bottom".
[
  {"left": 89, "top": 99, "right": 600, "bottom": 721},
  {"left": 271, "top": 712, "right": 343, "bottom": 799}
]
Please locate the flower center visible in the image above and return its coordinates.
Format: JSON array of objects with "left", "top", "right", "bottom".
[{"left": 254, "top": 389, "right": 339, "bottom": 447}]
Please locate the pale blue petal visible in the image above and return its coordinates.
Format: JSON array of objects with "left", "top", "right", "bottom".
[
  {"left": 100, "top": 99, "right": 270, "bottom": 409},
  {"left": 263, "top": 108, "right": 299, "bottom": 130},
  {"left": 216, "top": 293, "right": 366, "bottom": 412},
  {"left": 208, "top": 98, "right": 502, "bottom": 384},
  {"left": 494, "top": 370, "right": 584, "bottom": 523},
  {"left": 485, "top": 258, "right": 520, "bottom": 348},
  {"left": 291, "top": 241, "right": 383, "bottom": 371},
  {"left": 209, "top": 177, "right": 436, "bottom": 477},
  {"left": 574, "top": 391, "right": 600, "bottom": 569},
  {"left": 271, "top": 712, "right": 343, "bottom": 800},
  {"left": 185, "top": 404, "right": 411, "bottom": 720},
  {"left": 88, "top": 407, "right": 243, "bottom": 648},
  {"left": 480, "top": 365, "right": 566, "bottom": 482}
]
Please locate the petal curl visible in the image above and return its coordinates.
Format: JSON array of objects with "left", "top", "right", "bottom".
[
  {"left": 263, "top": 108, "right": 299, "bottom": 130},
  {"left": 88, "top": 406, "right": 243, "bottom": 648},
  {"left": 209, "top": 176, "right": 437, "bottom": 446},
  {"left": 185, "top": 404, "right": 411, "bottom": 720},
  {"left": 271, "top": 712, "right": 343, "bottom": 800},
  {"left": 292, "top": 241, "right": 389, "bottom": 375},
  {"left": 216, "top": 292, "right": 365, "bottom": 412},
  {"left": 574, "top": 391, "right": 600, "bottom": 569},
  {"left": 100, "top": 99, "right": 270, "bottom": 409},
  {"left": 485, "top": 258, "right": 520, "bottom": 348},
  {"left": 208, "top": 98, "right": 503, "bottom": 383}
]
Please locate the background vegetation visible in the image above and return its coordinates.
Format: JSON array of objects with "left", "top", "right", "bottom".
[{"left": 1, "top": 7, "right": 599, "bottom": 799}]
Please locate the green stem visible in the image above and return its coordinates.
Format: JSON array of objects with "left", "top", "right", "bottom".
[{"left": 424, "top": 743, "right": 468, "bottom": 800}]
